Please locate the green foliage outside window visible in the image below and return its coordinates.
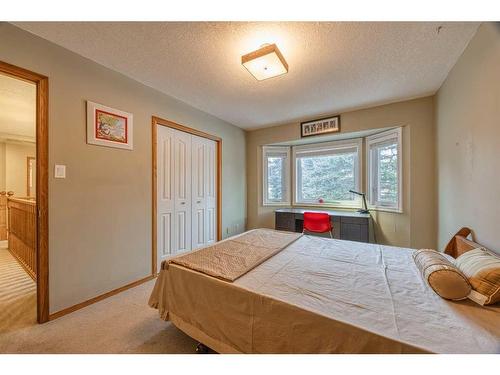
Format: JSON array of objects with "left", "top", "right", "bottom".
[
  {"left": 377, "top": 144, "right": 398, "bottom": 203},
  {"left": 298, "top": 153, "right": 356, "bottom": 202},
  {"left": 267, "top": 157, "right": 284, "bottom": 201}
]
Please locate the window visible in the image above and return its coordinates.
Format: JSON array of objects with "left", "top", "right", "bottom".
[
  {"left": 262, "top": 146, "right": 290, "bottom": 205},
  {"left": 366, "top": 128, "right": 402, "bottom": 212},
  {"left": 293, "top": 139, "right": 362, "bottom": 207}
]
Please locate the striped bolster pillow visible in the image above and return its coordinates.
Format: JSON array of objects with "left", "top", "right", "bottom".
[{"left": 413, "top": 249, "right": 471, "bottom": 300}]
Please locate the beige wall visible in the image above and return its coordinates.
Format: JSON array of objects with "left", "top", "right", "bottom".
[
  {"left": 436, "top": 22, "right": 500, "bottom": 253},
  {"left": 4, "top": 142, "right": 36, "bottom": 196},
  {"left": 0, "top": 142, "right": 5, "bottom": 190},
  {"left": 247, "top": 97, "right": 437, "bottom": 249},
  {"left": 0, "top": 23, "right": 246, "bottom": 313}
]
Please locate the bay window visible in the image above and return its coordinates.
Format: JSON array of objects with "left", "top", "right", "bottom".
[{"left": 262, "top": 128, "right": 402, "bottom": 211}]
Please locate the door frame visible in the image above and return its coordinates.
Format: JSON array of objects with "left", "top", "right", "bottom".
[
  {"left": 0, "top": 60, "right": 49, "bottom": 323},
  {"left": 151, "top": 116, "right": 222, "bottom": 275}
]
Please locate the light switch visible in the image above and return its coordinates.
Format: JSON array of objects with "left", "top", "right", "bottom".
[{"left": 54, "top": 164, "right": 66, "bottom": 179}]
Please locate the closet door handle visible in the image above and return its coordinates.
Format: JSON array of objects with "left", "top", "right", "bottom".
[
  {"left": 197, "top": 200, "right": 201, "bottom": 204},
  {"left": 180, "top": 201, "right": 186, "bottom": 205}
]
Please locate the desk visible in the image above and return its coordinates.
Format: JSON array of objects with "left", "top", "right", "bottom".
[{"left": 275, "top": 208, "right": 372, "bottom": 243}]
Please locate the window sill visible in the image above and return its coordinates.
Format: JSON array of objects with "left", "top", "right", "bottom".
[
  {"left": 263, "top": 201, "right": 291, "bottom": 207},
  {"left": 368, "top": 206, "right": 403, "bottom": 214},
  {"left": 291, "top": 203, "right": 404, "bottom": 214},
  {"left": 291, "top": 202, "right": 361, "bottom": 211}
]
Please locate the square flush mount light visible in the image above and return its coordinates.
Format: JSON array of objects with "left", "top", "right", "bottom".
[{"left": 241, "top": 44, "right": 288, "bottom": 81}]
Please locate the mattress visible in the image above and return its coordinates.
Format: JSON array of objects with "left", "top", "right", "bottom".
[{"left": 149, "top": 231, "right": 500, "bottom": 353}]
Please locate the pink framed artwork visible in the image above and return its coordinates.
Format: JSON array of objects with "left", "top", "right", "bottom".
[{"left": 86, "top": 101, "right": 133, "bottom": 150}]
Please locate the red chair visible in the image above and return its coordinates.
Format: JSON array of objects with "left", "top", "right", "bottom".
[{"left": 303, "top": 212, "right": 333, "bottom": 238}]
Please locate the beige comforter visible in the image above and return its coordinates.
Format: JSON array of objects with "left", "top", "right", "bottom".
[
  {"left": 149, "top": 230, "right": 500, "bottom": 353},
  {"left": 169, "top": 229, "right": 302, "bottom": 281}
]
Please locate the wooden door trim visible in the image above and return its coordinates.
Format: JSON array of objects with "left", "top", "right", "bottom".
[
  {"left": 152, "top": 116, "right": 222, "bottom": 275},
  {"left": 0, "top": 60, "right": 49, "bottom": 323}
]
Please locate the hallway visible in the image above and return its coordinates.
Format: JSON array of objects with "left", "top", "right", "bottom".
[{"left": 0, "top": 240, "right": 36, "bottom": 333}]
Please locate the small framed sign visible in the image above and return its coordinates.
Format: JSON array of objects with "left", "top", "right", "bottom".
[
  {"left": 300, "top": 115, "right": 340, "bottom": 138},
  {"left": 86, "top": 101, "right": 133, "bottom": 150}
]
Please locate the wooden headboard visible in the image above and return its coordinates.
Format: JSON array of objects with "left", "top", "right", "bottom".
[{"left": 444, "top": 227, "right": 483, "bottom": 258}]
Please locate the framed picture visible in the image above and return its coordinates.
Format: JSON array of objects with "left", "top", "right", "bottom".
[
  {"left": 300, "top": 115, "right": 340, "bottom": 138},
  {"left": 86, "top": 101, "right": 133, "bottom": 150}
]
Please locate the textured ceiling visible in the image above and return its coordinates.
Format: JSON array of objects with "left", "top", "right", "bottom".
[
  {"left": 0, "top": 73, "right": 36, "bottom": 140},
  {"left": 14, "top": 22, "right": 479, "bottom": 129}
]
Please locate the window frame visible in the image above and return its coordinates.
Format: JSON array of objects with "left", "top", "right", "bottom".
[
  {"left": 366, "top": 127, "right": 403, "bottom": 213},
  {"left": 262, "top": 145, "right": 291, "bottom": 206},
  {"left": 292, "top": 138, "right": 363, "bottom": 208}
]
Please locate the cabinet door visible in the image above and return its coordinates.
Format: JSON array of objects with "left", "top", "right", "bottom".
[
  {"left": 174, "top": 130, "right": 192, "bottom": 253},
  {"left": 191, "top": 135, "right": 207, "bottom": 249},
  {"left": 205, "top": 138, "right": 217, "bottom": 244},
  {"left": 340, "top": 217, "right": 369, "bottom": 242},
  {"left": 156, "top": 125, "right": 175, "bottom": 270},
  {"left": 275, "top": 212, "right": 295, "bottom": 232}
]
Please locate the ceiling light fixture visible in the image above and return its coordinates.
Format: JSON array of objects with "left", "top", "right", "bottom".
[{"left": 241, "top": 43, "right": 288, "bottom": 81}]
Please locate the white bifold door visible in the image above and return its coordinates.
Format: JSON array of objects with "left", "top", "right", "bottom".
[{"left": 156, "top": 125, "right": 217, "bottom": 270}]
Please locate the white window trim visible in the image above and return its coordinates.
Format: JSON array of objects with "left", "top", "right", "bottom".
[
  {"left": 292, "top": 138, "right": 363, "bottom": 208},
  {"left": 366, "top": 127, "right": 403, "bottom": 213},
  {"left": 262, "top": 145, "right": 291, "bottom": 206}
]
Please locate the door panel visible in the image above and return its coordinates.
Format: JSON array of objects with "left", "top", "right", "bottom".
[
  {"left": 191, "top": 135, "right": 207, "bottom": 249},
  {"left": 195, "top": 208, "right": 204, "bottom": 244},
  {"left": 176, "top": 210, "right": 188, "bottom": 252},
  {"left": 174, "top": 131, "right": 192, "bottom": 253},
  {"left": 207, "top": 207, "right": 216, "bottom": 243},
  {"left": 205, "top": 139, "right": 217, "bottom": 244},
  {"left": 160, "top": 213, "right": 172, "bottom": 256},
  {"left": 156, "top": 126, "right": 175, "bottom": 270}
]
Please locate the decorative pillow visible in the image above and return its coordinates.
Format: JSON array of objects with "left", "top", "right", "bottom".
[
  {"left": 455, "top": 247, "right": 500, "bottom": 305},
  {"left": 413, "top": 249, "right": 471, "bottom": 300}
]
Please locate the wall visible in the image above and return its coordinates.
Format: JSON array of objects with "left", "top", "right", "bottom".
[
  {"left": 0, "top": 142, "right": 5, "bottom": 190},
  {"left": 4, "top": 142, "right": 36, "bottom": 196},
  {"left": 0, "top": 23, "right": 246, "bottom": 313},
  {"left": 247, "top": 97, "right": 437, "bottom": 249},
  {"left": 435, "top": 22, "right": 500, "bottom": 253}
]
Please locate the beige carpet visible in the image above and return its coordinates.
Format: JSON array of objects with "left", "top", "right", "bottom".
[
  {"left": 0, "top": 276, "right": 199, "bottom": 353},
  {"left": 0, "top": 241, "right": 37, "bottom": 335}
]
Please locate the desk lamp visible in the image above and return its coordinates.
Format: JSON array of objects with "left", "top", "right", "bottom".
[{"left": 349, "top": 190, "right": 369, "bottom": 214}]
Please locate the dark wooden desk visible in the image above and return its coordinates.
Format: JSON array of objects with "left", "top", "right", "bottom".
[{"left": 275, "top": 208, "right": 372, "bottom": 243}]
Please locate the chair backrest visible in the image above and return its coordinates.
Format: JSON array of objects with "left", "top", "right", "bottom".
[{"left": 303, "top": 212, "right": 331, "bottom": 233}]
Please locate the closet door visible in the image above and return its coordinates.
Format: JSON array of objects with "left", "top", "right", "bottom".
[
  {"left": 205, "top": 139, "right": 217, "bottom": 245},
  {"left": 173, "top": 130, "right": 192, "bottom": 253},
  {"left": 156, "top": 125, "right": 175, "bottom": 270},
  {"left": 191, "top": 135, "right": 207, "bottom": 249}
]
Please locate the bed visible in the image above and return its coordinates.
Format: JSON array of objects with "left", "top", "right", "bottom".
[{"left": 149, "top": 229, "right": 500, "bottom": 353}]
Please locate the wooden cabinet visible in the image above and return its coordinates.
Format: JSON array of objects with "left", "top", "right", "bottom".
[
  {"left": 340, "top": 217, "right": 369, "bottom": 243},
  {"left": 275, "top": 211, "right": 295, "bottom": 231},
  {"left": 275, "top": 208, "right": 372, "bottom": 243}
]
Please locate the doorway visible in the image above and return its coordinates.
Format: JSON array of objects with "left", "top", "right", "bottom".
[
  {"left": 0, "top": 61, "right": 49, "bottom": 324},
  {"left": 152, "top": 116, "right": 222, "bottom": 274}
]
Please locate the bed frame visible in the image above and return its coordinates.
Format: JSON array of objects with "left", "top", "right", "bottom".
[
  {"left": 443, "top": 227, "right": 483, "bottom": 258},
  {"left": 188, "top": 227, "right": 489, "bottom": 354}
]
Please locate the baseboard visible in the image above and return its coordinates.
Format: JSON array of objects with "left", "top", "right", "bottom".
[{"left": 48, "top": 274, "right": 156, "bottom": 321}]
